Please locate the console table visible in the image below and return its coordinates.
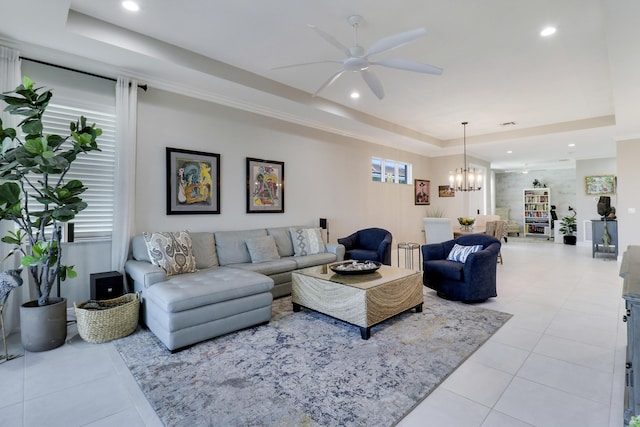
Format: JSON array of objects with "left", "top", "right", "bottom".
[
  {"left": 621, "top": 246, "right": 640, "bottom": 425},
  {"left": 592, "top": 219, "right": 618, "bottom": 258}
]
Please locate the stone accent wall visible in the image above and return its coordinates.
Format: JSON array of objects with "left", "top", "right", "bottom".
[{"left": 495, "top": 169, "right": 576, "bottom": 229}]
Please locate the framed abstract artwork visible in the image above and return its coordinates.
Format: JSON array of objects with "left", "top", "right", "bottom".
[
  {"left": 414, "top": 179, "right": 430, "bottom": 205},
  {"left": 585, "top": 175, "right": 616, "bottom": 195},
  {"left": 166, "top": 147, "right": 220, "bottom": 215},
  {"left": 246, "top": 157, "right": 285, "bottom": 213}
]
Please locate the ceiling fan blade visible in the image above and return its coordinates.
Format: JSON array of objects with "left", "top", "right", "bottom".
[
  {"left": 371, "top": 58, "right": 443, "bottom": 75},
  {"left": 308, "top": 24, "right": 351, "bottom": 57},
  {"left": 313, "top": 69, "right": 345, "bottom": 97},
  {"left": 367, "top": 28, "right": 427, "bottom": 57},
  {"left": 272, "top": 60, "right": 342, "bottom": 70},
  {"left": 361, "top": 70, "right": 385, "bottom": 99}
]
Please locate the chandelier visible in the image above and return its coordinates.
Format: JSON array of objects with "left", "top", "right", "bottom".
[{"left": 449, "top": 121, "right": 482, "bottom": 192}]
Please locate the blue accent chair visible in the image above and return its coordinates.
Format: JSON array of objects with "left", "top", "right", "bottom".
[
  {"left": 338, "top": 228, "right": 393, "bottom": 265},
  {"left": 421, "top": 234, "right": 501, "bottom": 302}
]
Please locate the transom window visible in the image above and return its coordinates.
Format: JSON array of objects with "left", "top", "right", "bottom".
[{"left": 371, "top": 157, "right": 411, "bottom": 184}]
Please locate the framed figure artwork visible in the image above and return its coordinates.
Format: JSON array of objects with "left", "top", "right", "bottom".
[
  {"left": 166, "top": 147, "right": 220, "bottom": 214},
  {"left": 414, "top": 179, "right": 430, "bottom": 205},
  {"left": 246, "top": 157, "right": 285, "bottom": 213}
]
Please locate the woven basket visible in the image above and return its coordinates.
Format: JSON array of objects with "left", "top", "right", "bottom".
[{"left": 74, "top": 293, "right": 140, "bottom": 343}]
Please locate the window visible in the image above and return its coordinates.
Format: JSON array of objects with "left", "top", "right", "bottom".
[
  {"left": 37, "top": 102, "right": 116, "bottom": 240},
  {"left": 20, "top": 61, "right": 117, "bottom": 241},
  {"left": 371, "top": 157, "right": 411, "bottom": 184},
  {"left": 371, "top": 158, "right": 383, "bottom": 182}
]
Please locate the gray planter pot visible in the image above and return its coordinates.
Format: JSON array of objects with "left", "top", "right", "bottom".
[{"left": 20, "top": 297, "right": 67, "bottom": 352}]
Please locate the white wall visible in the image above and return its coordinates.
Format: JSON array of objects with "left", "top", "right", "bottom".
[
  {"left": 617, "top": 139, "right": 640, "bottom": 254},
  {"left": 575, "top": 158, "right": 617, "bottom": 243},
  {"left": 134, "top": 88, "right": 437, "bottom": 247},
  {"left": 422, "top": 154, "right": 492, "bottom": 221}
]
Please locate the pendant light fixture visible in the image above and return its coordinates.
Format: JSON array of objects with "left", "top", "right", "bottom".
[{"left": 449, "top": 121, "right": 482, "bottom": 192}]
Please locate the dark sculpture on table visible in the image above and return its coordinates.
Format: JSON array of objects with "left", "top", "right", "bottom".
[
  {"left": 597, "top": 196, "right": 612, "bottom": 219},
  {"left": 0, "top": 269, "right": 24, "bottom": 362}
]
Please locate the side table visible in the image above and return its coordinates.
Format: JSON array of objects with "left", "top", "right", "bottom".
[{"left": 397, "top": 242, "right": 421, "bottom": 270}]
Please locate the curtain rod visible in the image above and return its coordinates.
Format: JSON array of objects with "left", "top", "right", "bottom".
[{"left": 20, "top": 56, "right": 148, "bottom": 91}]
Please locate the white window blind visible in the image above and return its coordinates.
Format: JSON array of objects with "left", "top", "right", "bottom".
[{"left": 37, "top": 102, "right": 116, "bottom": 239}]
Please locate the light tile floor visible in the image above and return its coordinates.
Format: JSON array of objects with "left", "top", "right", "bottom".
[{"left": 0, "top": 238, "right": 625, "bottom": 426}]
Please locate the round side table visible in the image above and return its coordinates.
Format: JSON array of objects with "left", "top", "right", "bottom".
[{"left": 397, "top": 242, "right": 421, "bottom": 270}]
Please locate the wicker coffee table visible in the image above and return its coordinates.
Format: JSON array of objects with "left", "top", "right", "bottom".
[{"left": 291, "top": 264, "right": 423, "bottom": 339}]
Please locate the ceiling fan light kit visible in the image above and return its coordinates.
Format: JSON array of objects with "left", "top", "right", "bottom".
[
  {"left": 275, "top": 15, "right": 443, "bottom": 99},
  {"left": 449, "top": 122, "right": 482, "bottom": 192}
]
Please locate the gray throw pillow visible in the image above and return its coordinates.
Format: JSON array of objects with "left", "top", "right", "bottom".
[
  {"left": 245, "top": 235, "right": 281, "bottom": 263},
  {"left": 189, "top": 232, "right": 219, "bottom": 269}
]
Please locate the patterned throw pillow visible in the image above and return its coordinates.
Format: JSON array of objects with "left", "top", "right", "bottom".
[
  {"left": 245, "top": 236, "right": 281, "bottom": 263},
  {"left": 446, "top": 243, "right": 483, "bottom": 263},
  {"left": 289, "top": 227, "right": 326, "bottom": 256},
  {"left": 143, "top": 231, "right": 197, "bottom": 276}
]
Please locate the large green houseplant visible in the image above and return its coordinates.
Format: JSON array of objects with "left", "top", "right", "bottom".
[
  {"left": 0, "top": 77, "right": 101, "bottom": 350},
  {"left": 559, "top": 206, "right": 577, "bottom": 245}
]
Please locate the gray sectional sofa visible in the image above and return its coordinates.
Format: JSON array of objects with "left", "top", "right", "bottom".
[{"left": 124, "top": 226, "right": 344, "bottom": 351}]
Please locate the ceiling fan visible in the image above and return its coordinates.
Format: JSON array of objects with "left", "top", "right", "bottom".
[{"left": 274, "top": 15, "right": 443, "bottom": 100}]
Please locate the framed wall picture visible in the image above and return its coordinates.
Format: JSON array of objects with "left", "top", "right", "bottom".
[
  {"left": 414, "top": 179, "right": 430, "bottom": 205},
  {"left": 439, "top": 185, "right": 455, "bottom": 197},
  {"left": 585, "top": 175, "right": 616, "bottom": 195},
  {"left": 166, "top": 147, "right": 220, "bottom": 215},
  {"left": 246, "top": 157, "right": 285, "bottom": 213}
]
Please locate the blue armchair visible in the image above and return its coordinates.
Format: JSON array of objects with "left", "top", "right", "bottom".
[
  {"left": 338, "top": 228, "right": 392, "bottom": 265},
  {"left": 421, "top": 234, "right": 501, "bottom": 302}
]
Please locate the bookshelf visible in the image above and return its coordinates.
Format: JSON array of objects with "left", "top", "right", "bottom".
[{"left": 523, "top": 188, "right": 551, "bottom": 237}]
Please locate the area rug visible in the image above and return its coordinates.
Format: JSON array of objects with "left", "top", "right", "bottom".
[{"left": 113, "top": 290, "right": 511, "bottom": 427}]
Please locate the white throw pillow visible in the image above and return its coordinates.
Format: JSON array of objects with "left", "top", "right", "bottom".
[
  {"left": 143, "top": 231, "right": 197, "bottom": 276},
  {"left": 289, "top": 227, "right": 326, "bottom": 256},
  {"left": 245, "top": 235, "right": 281, "bottom": 263},
  {"left": 446, "top": 244, "right": 483, "bottom": 263}
]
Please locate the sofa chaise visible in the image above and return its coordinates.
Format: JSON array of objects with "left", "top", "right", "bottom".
[{"left": 125, "top": 226, "right": 344, "bottom": 351}]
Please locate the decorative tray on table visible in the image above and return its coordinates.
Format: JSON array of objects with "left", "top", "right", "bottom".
[{"left": 329, "top": 260, "right": 382, "bottom": 275}]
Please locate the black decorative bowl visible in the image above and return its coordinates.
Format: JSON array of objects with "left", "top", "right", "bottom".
[{"left": 329, "top": 260, "right": 382, "bottom": 275}]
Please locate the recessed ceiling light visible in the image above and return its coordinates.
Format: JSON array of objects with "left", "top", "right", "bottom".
[
  {"left": 350, "top": 91, "right": 360, "bottom": 99},
  {"left": 568, "top": 143, "right": 575, "bottom": 147},
  {"left": 522, "top": 170, "right": 529, "bottom": 174},
  {"left": 507, "top": 150, "right": 513, "bottom": 154},
  {"left": 122, "top": 1, "right": 140, "bottom": 12},
  {"left": 540, "top": 26, "right": 556, "bottom": 37}
]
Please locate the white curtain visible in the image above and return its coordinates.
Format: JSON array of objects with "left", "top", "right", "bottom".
[
  {"left": 0, "top": 45, "right": 23, "bottom": 335},
  {"left": 111, "top": 77, "right": 138, "bottom": 278}
]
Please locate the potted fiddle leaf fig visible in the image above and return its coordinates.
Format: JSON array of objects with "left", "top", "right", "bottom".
[{"left": 0, "top": 76, "right": 101, "bottom": 351}]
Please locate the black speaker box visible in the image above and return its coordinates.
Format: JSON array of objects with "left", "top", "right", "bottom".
[{"left": 90, "top": 271, "right": 125, "bottom": 300}]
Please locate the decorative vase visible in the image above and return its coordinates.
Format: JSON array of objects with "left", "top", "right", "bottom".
[
  {"left": 20, "top": 297, "right": 67, "bottom": 352},
  {"left": 563, "top": 235, "right": 577, "bottom": 245}
]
